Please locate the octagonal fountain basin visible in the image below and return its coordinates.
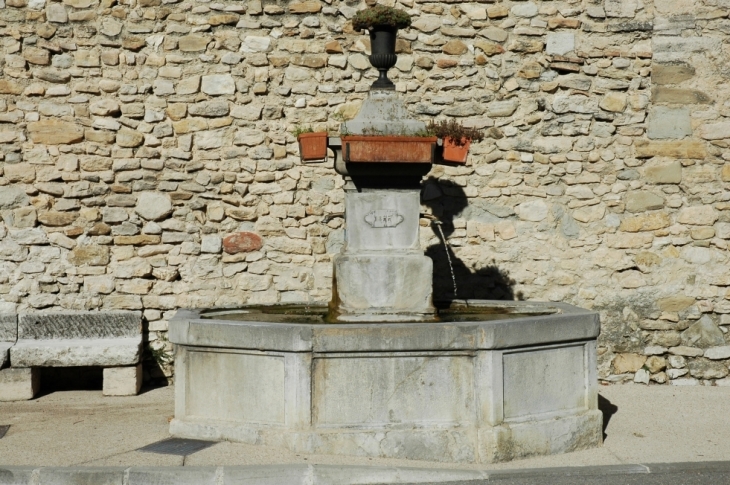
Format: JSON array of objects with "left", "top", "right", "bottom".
[{"left": 169, "top": 300, "right": 602, "bottom": 464}]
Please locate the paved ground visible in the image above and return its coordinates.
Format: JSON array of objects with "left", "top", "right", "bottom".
[{"left": 1, "top": 382, "right": 729, "bottom": 470}]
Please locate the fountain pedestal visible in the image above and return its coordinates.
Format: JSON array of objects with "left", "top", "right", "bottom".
[
  {"left": 330, "top": 91, "right": 437, "bottom": 322},
  {"left": 332, "top": 188, "right": 435, "bottom": 322}
]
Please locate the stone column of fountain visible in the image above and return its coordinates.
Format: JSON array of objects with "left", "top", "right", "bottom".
[
  {"left": 328, "top": 89, "right": 436, "bottom": 322},
  {"left": 168, "top": 25, "right": 604, "bottom": 464}
]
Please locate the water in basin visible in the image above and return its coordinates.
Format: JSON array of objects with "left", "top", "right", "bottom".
[{"left": 200, "top": 301, "right": 559, "bottom": 324}]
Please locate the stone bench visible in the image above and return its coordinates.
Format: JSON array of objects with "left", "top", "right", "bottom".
[
  {"left": 0, "top": 312, "right": 143, "bottom": 400},
  {"left": 0, "top": 314, "right": 16, "bottom": 369}
]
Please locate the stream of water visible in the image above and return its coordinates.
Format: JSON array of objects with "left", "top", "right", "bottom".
[{"left": 434, "top": 222, "right": 458, "bottom": 299}]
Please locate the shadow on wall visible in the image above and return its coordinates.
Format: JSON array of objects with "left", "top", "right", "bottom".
[{"left": 421, "top": 177, "right": 522, "bottom": 301}]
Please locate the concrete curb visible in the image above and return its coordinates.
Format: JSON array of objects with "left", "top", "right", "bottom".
[{"left": 1, "top": 462, "right": 729, "bottom": 485}]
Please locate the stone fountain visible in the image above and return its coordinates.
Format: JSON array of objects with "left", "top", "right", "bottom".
[{"left": 168, "top": 34, "right": 602, "bottom": 463}]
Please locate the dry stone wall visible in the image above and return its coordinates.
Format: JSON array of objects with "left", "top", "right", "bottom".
[{"left": 0, "top": 0, "right": 730, "bottom": 385}]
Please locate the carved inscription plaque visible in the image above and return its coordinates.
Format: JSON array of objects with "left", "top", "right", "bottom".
[{"left": 364, "top": 209, "right": 404, "bottom": 228}]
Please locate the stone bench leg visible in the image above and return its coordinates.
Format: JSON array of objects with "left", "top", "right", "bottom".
[
  {"left": 103, "top": 364, "right": 142, "bottom": 396},
  {"left": 0, "top": 368, "right": 39, "bottom": 401}
]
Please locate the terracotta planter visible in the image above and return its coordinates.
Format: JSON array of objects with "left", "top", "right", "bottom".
[
  {"left": 297, "top": 132, "right": 328, "bottom": 161},
  {"left": 442, "top": 137, "right": 471, "bottom": 164},
  {"left": 342, "top": 135, "right": 437, "bottom": 163}
]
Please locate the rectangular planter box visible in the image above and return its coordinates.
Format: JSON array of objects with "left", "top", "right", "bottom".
[{"left": 342, "top": 135, "right": 437, "bottom": 163}]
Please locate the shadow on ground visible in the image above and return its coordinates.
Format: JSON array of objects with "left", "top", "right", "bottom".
[{"left": 598, "top": 394, "right": 619, "bottom": 441}]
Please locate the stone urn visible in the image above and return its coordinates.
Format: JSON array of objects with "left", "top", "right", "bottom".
[
  {"left": 351, "top": 5, "right": 412, "bottom": 91},
  {"left": 368, "top": 26, "right": 398, "bottom": 90}
]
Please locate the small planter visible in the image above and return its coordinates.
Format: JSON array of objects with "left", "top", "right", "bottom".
[
  {"left": 297, "top": 132, "right": 328, "bottom": 161},
  {"left": 442, "top": 137, "right": 471, "bottom": 164},
  {"left": 341, "top": 135, "right": 437, "bottom": 163}
]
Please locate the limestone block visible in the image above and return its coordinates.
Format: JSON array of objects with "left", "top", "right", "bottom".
[
  {"left": 0, "top": 343, "right": 10, "bottom": 368},
  {"left": 46, "top": 3, "right": 67, "bottom": 23},
  {"left": 678, "top": 246, "right": 711, "bottom": 265},
  {"left": 412, "top": 16, "right": 441, "bottom": 32},
  {"left": 653, "top": 36, "right": 722, "bottom": 56},
  {"left": 201, "top": 75, "right": 235, "bottom": 95},
  {"left": 510, "top": 2, "right": 538, "bottom": 17},
  {"left": 699, "top": 122, "right": 730, "bottom": 141},
  {"left": 552, "top": 96, "right": 598, "bottom": 114},
  {"left": 188, "top": 100, "right": 229, "bottom": 118},
  {"left": 652, "top": 63, "right": 695, "bottom": 84},
  {"left": 28, "top": 120, "right": 84, "bottom": 145},
  {"left": 704, "top": 346, "right": 730, "bottom": 360},
  {"left": 0, "top": 314, "right": 15, "bottom": 367},
  {"left": 680, "top": 316, "right": 724, "bottom": 348},
  {"left": 209, "top": 13, "right": 239, "bottom": 26},
  {"left": 643, "top": 161, "right": 682, "bottom": 184},
  {"left": 507, "top": 38, "right": 544, "bottom": 53},
  {"left": 135, "top": 193, "right": 172, "bottom": 221},
  {"left": 546, "top": 32, "right": 575, "bottom": 55},
  {"left": 90, "top": 99, "right": 120, "bottom": 116},
  {"left": 68, "top": 245, "right": 110, "bottom": 266},
  {"left": 625, "top": 191, "right": 664, "bottom": 213},
  {"left": 333, "top": 253, "right": 434, "bottom": 318},
  {"left": 347, "top": 55, "right": 369, "bottom": 70},
  {"left": 116, "top": 128, "right": 144, "bottom": 148},
  {"left": 179, "top": 35, "right": 210, "bottom": 52},
  {"left": 0, "top": 186, "right": 30, "bottom": 210},
  {"left": 100, "top": 18, "right": 123, "bottom": 36},
  {"left": 619, "top": 212, "right": 670, "bottom": 232},
  {"left": 176, "top": 76, "right": 200, "bottom": 95},
  {"left": 613, "top": 353, "right": 646, "bottom": 373},
  {"left": 201, "top": 236, "right": 222, "bottom": 254},
  {"left": 0, "top": 368, "right": 39, "bottom": 401},
  {"left": 599, "top": 92, "right": 627, "bottom": 113},
  {"left": 289, "top": 1, "right": 321, "bottom": 13},
  {"left": 35, "top": 69, "right": 71, "bottom": 83},
  {"left": 12, "top": 338, "right": 141, "bottom": 367},
  {"left": 677, "top": 206, "right": 718, "bottom": 225},
  {"left": 442, "top": 40, "right": 467, "bottom": 55},
  {"left": 487, "top": 5, "right": 509, "bottom": 18},
  {"left": 715, "top": 222, "right": 730, "bottom": 239},
  {"left": 0, "top": 314, "right": 16, "bottom": 342},
  {"left": 688, "top": 358, "right": 729, "bottom": 379},
  {"left": 647, "top": 107, "right": 692, "bottom": 139},
  {"left": 74, "top": 50, "right": 99, "bottom": 67},
  {"left": 103, "top": 364, "right": 142, "bottom": 396},
  {"left": 240, "top": 36, "right": 272, "bottom": 53},
  {"left": 18, "top": 312, "right": 141, "bottom": 340},
  {"left": 486, "top": 100, "right": 519, "bottom": 117},
  {"left": 24, "top": 47, "right": 51, "bottom": 66},
  {"left": 634, "top": 139, "right": 706, "bottom": 159},
  {"left": 84, "top": 275, "right": 115, "bottom": 294},
  {"left": 605, "top": 0, "right": 637, "bottom": 17},
  {"left": 38, "top": 211, "right": 77, "bottom": 227},
  {"left": 515, "top": 200, "right": 548, "bottom": 222},
  {"left": 344, "top": 191, "right": 420, "bottom": 252},
  {"left": 652, "top": 87, "right": 711, "bottom": 105}
]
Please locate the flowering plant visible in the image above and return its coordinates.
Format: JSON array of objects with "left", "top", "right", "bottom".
[{"left": 352, "top": 5, "right": 412, "bottom": 32}]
